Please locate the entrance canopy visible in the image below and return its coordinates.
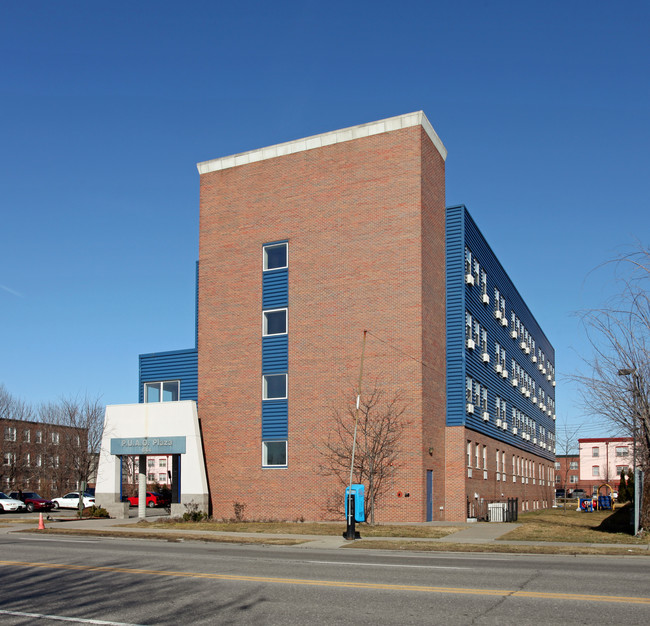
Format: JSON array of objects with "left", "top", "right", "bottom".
[{"left": 96, "top": 401, "right": 208, "bottom": 518}]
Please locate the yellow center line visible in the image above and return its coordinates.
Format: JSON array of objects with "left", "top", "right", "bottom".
[{"left": 1, "top": 560, "right": 648, "bottom": 605}]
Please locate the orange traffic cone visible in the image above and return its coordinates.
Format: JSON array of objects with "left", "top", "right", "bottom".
[{"left": 38, "top": 513, "right": 45, "bottom": 530}]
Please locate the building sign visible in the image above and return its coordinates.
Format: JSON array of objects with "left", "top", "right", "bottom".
[{"left": 110, "top": 437, "right": 186, "bottom": 455}]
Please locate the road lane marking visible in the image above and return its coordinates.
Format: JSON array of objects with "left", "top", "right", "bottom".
[
  {"left": 1, "top": 560, "right": 649, "bottom": 605},
  {"left": 305, "top": 560, "right": 471, "bottom": 570},
  {"left": 0, "top": 609, "right": 141, "bottom": 625}
]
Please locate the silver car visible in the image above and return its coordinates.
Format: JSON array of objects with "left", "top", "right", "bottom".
[{"left": 0, "top": 492, "right": 26, "bottom": 513}]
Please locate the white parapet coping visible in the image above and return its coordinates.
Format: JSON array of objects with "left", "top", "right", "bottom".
[{"left": 197, "top": 111, "right": 447, "bottom": 175}]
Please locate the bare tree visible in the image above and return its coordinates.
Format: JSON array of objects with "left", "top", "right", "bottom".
[
  {"left": 573, "top": 245, "right": 650, "bottom": 528},
  {"left": 319, "top": 383, "right": 408, "bottom": 524},
  {"left": 555, "top": 421, "right": 581, "bottom": 511},
  {"left": 39, "top": 396, "right": 105, "bottom": 490}
]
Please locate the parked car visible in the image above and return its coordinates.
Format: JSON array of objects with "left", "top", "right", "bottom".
[
  {"left": 125, "top": 492, "right": 171, "bottom": 508},
  {"left": 569, "top": 489, "right": 587, "bottom": 500},
  {"left": 0, "top": 492, "right": 26, "bottom": 513},
  {"left": 51, "top": 492, "right": 95, "bottom": 509},
  {"left": 555, "top": 489, "right": 566, "bottom": 498},
  {"left": 8, "top": 491, "right": 54, "bottom": 512}
]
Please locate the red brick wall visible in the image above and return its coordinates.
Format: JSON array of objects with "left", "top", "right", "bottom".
[{"left": 198, "top": 126, "right": 446, "bottom": 521}]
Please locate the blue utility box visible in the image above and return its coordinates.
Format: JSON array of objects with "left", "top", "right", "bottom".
[{"left": 345, "top": 484, "right": 365, "bottom": 522}]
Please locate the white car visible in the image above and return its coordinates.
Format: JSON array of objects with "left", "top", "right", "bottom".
[
  {"left": 0, "top": 492, "right": 26, "bottom": 513},
  {"left": 51, "top": 492, "right": 95, "bottom": 510}
]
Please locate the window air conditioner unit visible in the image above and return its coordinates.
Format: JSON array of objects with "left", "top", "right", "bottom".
[
  {"left": 496, "top": 473, "right": 500, "bottom": 481},
  {"left": 520, "top": 385, "right": 526, "bottom": 394},
  {"left": 525, "top": 390, "right": 531, "bottom": 398},
  {"left": 501, "top": 317, "right": 508, "bottom": 327},
  {"left": 465, "top": 273, "right": 475, "bottom": 285},
  {"left": 466, "top": 338, "right": 476, "bottom": 350},
  {"left": 532, "top": 396, "right": 537, "bottom": 404},
  {"left": 502, "top": 369, "right": 508, "bottom": 379},
  {"left": 495, "top": 363, "right": 503, "bottom": 374},
  {"left": 553, "top": 414, "right": 556, "bottom": 420},
  {"left": 531, "top": 355, "right": 537, "bottom": 363},
  {"left": 467, "top": 467, "right": 473, "bottom": 478},
  {"left": 482, "top": 411, "right": 490, "bottom": 421},
  {"left": 542, "top": 367, "right": 547, "bottom": 374},
  {"left": 482, "top": 353, "right": 490, "bottom": 363},
  {"left": 552, "top": 380, "right": 556, "bottom": 387},
  {"left": 512, "top": 378, "right": 518, "bottom": 387},
  {"left": 525, "top": 346, "right": 531, "bottom": 354},
  {"left": 494, "top": 309, "right": 502, "bottom": 320},
  {"left": 511, "top": 330, "right": 518, "bottom": 339},
  {"left": 547, "top": 409, "right": 552, "bottom": 417},
  {"left": 547, "top": 374, "right": 551, "bottom": 381},
  {"left": 538, "top": 363, "right": 544, "bottom": 371},
  {"left": 482, "top": 293, "right": 490, "bottom": 305},
  {"left": 513, "top": 427, "right": 518, "bottom": 435},
  {"left": 466, "top": 403, "right": 475, "bottom": 414},
  {"left": 484, "top": 470, "right": 488, "bottom": 480},
  {"left": 496, "top": 418, "right": 502, "bottom": 427},
  {"left": 520, "top": 341, "right": 527, "bottom": 350},
  {"left": 533, "top": 437, "right": 537, "bottom": 444}
]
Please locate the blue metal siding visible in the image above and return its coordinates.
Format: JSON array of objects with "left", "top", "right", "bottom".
[
  {"left": 262, "top": 400, "right": 289, "bottom": 438},
  {"left": 262, "top": 335, "right": 289, "bottom": 372},
  {"left": 445, "top": 206, "right": 466, "bottom": 427},
  {"left": 446, "top": 205, "right": 555, "bottom": 461},
  {"left": 139, "top": 348, "right": 198, "bottom": 403},
  {"left": 263, "top": 268, "right": 288, "bottom": 309}
]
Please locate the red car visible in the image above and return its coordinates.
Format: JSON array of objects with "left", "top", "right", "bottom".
[
  {"left": 125, "top": 492, "right": 170, "bottom": 508},
  {"left": 9, "top": 491, "right": 54, "bottom": 512}
]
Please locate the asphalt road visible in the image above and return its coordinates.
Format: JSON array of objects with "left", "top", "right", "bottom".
[{"left": 0, "top": 532, "right": 648, "bottom": 624}]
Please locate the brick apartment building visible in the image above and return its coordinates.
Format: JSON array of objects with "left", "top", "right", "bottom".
[
  {"left": 120, "top": 112, "right": 556, "bottom": 522},
  {"left": 1, "top": 418, "right": 88, "bottom": 498}
]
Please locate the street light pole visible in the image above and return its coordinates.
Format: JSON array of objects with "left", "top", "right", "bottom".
[{"left": 618, "top": 367, "right": 639, "bottom": 535}]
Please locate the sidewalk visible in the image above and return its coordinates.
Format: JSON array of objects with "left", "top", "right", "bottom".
[{"left": 4, "top": 515, "right": 648, "bottom": 553}]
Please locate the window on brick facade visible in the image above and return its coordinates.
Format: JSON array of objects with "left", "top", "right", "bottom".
[
  {"left": 35, "top": 431, "right": 42, "bottom": 444},
  {"left": 554, "top": 462, "right": 561, "bottom": 469},
  {"left": 262, "top": 440, "right": 287, "bottom": 467},
  {"left": 51, "top": 432, "right": 59, "bottom": 445},
  {"left": 4, "top": 427, "right": 16, "bottom": 442},
  {"left": 23, "top": 429, "right": 30, "bottom": 443},
  {"left": 570, "top": 475, "right": 578, "bottom": 483},
  {"left": 569, "top": 461, "right": 578, "bottom": 470},
  {"left": 263, "top": 374, "right": 287, "bottom": 400},
  {"left": 263, "top": 242, "right": 287, "bottom": 271},
  {"left": 263, "top": 308, "right": 287, "bottom": 336}
]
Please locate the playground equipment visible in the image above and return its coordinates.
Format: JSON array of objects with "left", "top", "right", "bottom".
[{"left": 579, "top": 483, "right": 614, "bottom": 512}]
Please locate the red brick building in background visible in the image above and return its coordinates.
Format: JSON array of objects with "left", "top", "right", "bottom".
[{"left": 192, "top": 112, "right": 556, "bottom": 522}]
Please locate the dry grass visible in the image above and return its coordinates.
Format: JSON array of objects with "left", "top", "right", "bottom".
[
  {"left": 18, "top": 527, "right": 306, "bottom": 545},
  {"left": 132, "top": 519, "right": 461, "bottom": 539},
  {"left": 344, "top": 540, "right": 650, "bottom": 556},
  {"left": 499, "top": 507, "right": 650, "bottom": 545}
]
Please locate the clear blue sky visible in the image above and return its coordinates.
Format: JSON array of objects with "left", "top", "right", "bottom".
[{"left": 1, "top": 1, "right": 648, "bottom": 439}]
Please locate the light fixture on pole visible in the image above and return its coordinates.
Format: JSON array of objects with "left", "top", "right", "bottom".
[{"left": 617, "top": 367, "right": 639, "bottom": 535}]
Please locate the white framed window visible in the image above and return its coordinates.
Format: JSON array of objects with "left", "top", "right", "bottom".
[
  {"left": 262, "top": 440, "right": 287, "bottom": 467},
  {"left": 467, "top": 441, "right": 472, "bottom": 467},
  {"left": 263, "top": 374, "right": 287, "bottom": 400},
  {"left": 263, "top": 242, "right": 288, "bottom": 271},
  {"left": 263, "top": 308, "right": 288, "bottom": 336},
  {"left": 475, "top": 443, "right": 480, "bottom": 469},
  {"left": 615, "top": 446, "right": 629, "bottom": 457},
  {"left": 4, "top": 427, "right": 16, "bottom": 442},
  {"left": 592, "top": 465, "right": 600, "bottom": 477},
  {"left": 554, "top": 462, "right": 561, "bottom": 470},
  {"left": 148, "top": 459, "right": 156, "bottom": 468},
  {"left": 159, "top": 473, "right": 167, "bottom": 483},
  {"left": 569, "top": 461, "right": 578, "bottom": 470},
  {"left": 145, "top": 380, "right": 180, "bottom": 403},
  {"left": 51, "top": 432, "right": 59, "bottom": 445},
  {"left": 147, "top": 473, "right": 155, "bottom": 482},
  {"left": 3, "top": 452, "right": 15, "bottom": 466},
  {"left": 35, "top": 431, "right": 42, "bottom": 444},
  {"left": 159, "top": 459, "right": 167, "bottom": 468},
  {"left": 570, "top": 475, "right": 578, "bottom": 483},
  {"left": 23, "top": 429, "right": 30, "bottom": 443}
]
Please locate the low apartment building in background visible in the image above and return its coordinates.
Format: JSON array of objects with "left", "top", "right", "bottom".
[
  {"left": 1, "top": 418, "right": 88, "bottom": 498},
  {"left": 579, "top": 437, "right": 633, "bottom": 496},
  {"left": 554, "top": 454, "right": 580, "bottom": 493}
]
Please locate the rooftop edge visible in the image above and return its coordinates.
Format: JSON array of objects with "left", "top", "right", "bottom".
[{"left": 196, "top": 111, "right": 447, "bottom": 175}]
